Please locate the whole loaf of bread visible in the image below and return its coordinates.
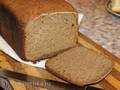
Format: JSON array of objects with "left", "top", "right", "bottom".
[{"left": 0, "top": 0, "right": 78, "bottom": 61}]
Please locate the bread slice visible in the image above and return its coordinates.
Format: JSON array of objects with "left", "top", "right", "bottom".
[
  {"left": 111, "top": 0, "right": 120, "bottom": 13},
  {"left": 46, "top": 45, "right": 113, "bottom": 86},
  {"left": 0, "top": 0, "right": 78, "bottom": 61}
]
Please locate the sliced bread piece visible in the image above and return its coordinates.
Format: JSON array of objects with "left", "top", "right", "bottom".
[
  {"left": 46, "top": 45, "right": 113, "bottom": 86},
  {"left": 0, "top": 0, "right": 78, "bottom": 61}
]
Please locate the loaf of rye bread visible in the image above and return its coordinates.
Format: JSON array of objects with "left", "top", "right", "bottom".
[
  {"left": 0, "top": 0, "right": 78, "bottom": 61},
  {"left": 46, "top": 45, "right": 113, "bottom": 86}
]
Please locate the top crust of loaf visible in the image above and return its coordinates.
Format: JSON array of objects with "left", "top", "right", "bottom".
[{"left": 1, "top": 0, "right": 76, "bottom": 24}]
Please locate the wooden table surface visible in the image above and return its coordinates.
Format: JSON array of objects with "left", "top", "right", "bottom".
[{"left": 0, "top": 35, "right": 120, "bottom": 90}]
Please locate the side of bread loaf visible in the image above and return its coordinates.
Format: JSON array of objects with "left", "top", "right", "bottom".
[
  {"left": 46, "top": 45, "right": 113, "bottom": 86},
  {"left": 0, "top": 0, "right": 78, "bottom": 61}
]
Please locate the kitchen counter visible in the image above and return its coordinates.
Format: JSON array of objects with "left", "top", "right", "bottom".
[{"left": 68, "top": 0, "right": 120, "bottom": 59}]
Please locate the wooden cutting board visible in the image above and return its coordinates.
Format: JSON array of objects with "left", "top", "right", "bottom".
[
  {"left": 78, "top": 34, "right": 120, "bottom": 90},
  {"left": 0, "top": 51, "right": 65, "bottom": 90},
  {"left": 0, "top": 35, "right": 120, "bottom": 90}
]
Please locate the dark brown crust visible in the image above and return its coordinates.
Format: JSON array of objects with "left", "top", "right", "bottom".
[
  {"left": 0, "top": 4, "right": 26, "bottom": 60},
  {"left": 0, "top": 0, "right": 76, "bottom": 61},
  {"left": 0, "top": 0, "right": 76, "bottom": 24}
]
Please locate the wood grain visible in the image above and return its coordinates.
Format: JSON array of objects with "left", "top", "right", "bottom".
[
  {"left": 0, "top": 34, "right": 120, "bottom": 90},
  {"left": 0, "top": 51, "right": 65, "bottom": 90},
  {"left": 78, "top": 34, "right": 120, "bottom": 90}
]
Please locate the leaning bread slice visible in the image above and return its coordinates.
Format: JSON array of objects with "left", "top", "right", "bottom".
[{"left": 46, "top": 45, "right": 113, "bottom": 86}]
